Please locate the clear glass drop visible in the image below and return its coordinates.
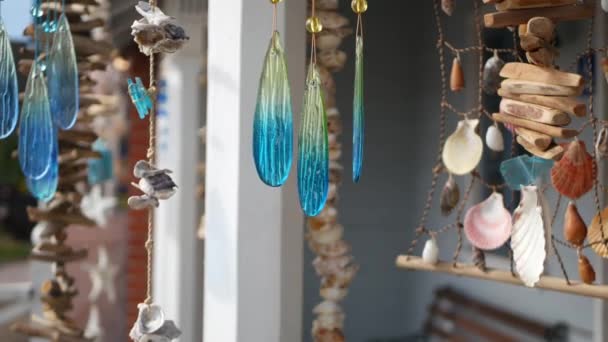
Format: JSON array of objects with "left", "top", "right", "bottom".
[
  {"left": 47, "top": 14, "right": 79, "bottom": 129},
  {"left": 18, "top": 61, "right": 53, "bottom": 179},
  {"left": 253, "top": 31, "right": 293, "bottom": 187},
  {"left": 27, "top": 128, "right": 58, "bottom": 201},
  {"left": 297, "top": 63, "right": 329, "bottom": 217},
  {"left": 352, "top": 36, "right": 364, "bottom": 182},
  {"left": 88, "top": 138, "right": 114, "bottom": 185},
  {"left": 0, "top": 20, "right": 19, "bottom": 139}
]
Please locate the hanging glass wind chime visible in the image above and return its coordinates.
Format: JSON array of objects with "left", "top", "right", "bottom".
[
  {"left": 252, "top": 0, "right": 293, "bottom": 187},
  {"left": 352, "top": 0, "right": 367, "bottom": 183},
  {"left": 298, "top": 3, "right": 329, "bottom": 217},
  {"left": 14, "top": 0, "right": 78, "bottom": 201},
  {"left": 0, "top": 0, "right": 19, "bottom": 139}
]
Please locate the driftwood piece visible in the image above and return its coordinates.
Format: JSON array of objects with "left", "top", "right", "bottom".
[
  {"left": 496, "top": 0, "right": 576, "bottom": 10},
  {"left": 492, "top": 112, "right": 578, "bottom": 138},
  {"left": 516, "top": 136, "right": 564, "bottom": 160},
  {"left": 499, "top": 63, "right": 583, "bottom": 88},
  {"left": 527, "top": 17, "right": 555, "bottom": 41},
  {"left": 501, "top": 79, "right": 583, "bottom": 96},
  {"left": 31, "top": 248, "right": 88, "bottom": 263},
  {"left": 69, "top": 18, "right": 105, "bottom": 33},
  {"left": 526, "top": 48, "right": 555, "bottom": 67},
  {"left": 499, "top": 99, "right": 570, "bottom": 126},
  {"left": 519, "top": 34, "right": 545, "bottom": 51},
  {"left": 497, "top": 88, "right": 586, "bottom": 116},
  {"left": 514, "top": 127, "right": 552, "bottom": 150},
  {"left": 484, "top": 5, "right": 594, "bottom": 28},
  {"left": 27, "top": 207, "right": 96, "bottom": 226},
  {"left": 11, "top": 322, "right": 91, "bottom": 342},
  {"left": 59, "top": 129, "right": 98, "bottom": 144}
]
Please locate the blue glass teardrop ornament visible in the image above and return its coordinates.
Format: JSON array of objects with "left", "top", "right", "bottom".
[
  {"left": 297, "top": 64, "right": 329, "bottom": 217},
  {"left": 47, "top": 14, "right": 79, "bottom": 129},
  {"left": 128, "top": 77, "right": 153, "bottom": 119},
  {"left": 27, "top": 128, "right": 58, "bottom": 201},
  {"left": 253, "top": 31, "right": 293, "bottom": 187},
  {"left": 18, "top": 62, "right": 53, "bottom": 179},
  {"left": 88, "top": 139, "right": 114, "bottom": 185},
  {"left": 0, "top": 20, "right": 19, "bottom": 139},
  {"left": 500, "top": 155, "right": 553, "bottom": 190},
  {"left": 352, "top": 36, "right": 364, "bottom": 182}
]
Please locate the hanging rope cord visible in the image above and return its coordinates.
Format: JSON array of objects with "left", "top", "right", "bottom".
[{"left": 144, "top": 0, "right": 157, "bottom": 306}]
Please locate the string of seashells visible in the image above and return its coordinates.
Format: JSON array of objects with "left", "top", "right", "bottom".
[
  {"left": 126, "top": 1, "right": 187, "bottom": 341},
  {"left": 305, "top": 1, "right": 360, "bottom": 341},
  {"left": 399, "top": 0, "right": 608, "bottom": 297}
]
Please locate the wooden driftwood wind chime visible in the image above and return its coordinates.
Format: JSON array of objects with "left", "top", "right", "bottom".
[
  {"left": 252, "top": 0, "right": 366, "bottom": 340},
  {"left": 0, "top": 0, "right": 121, "bottom": 340},
  {"left": 398, "top": 0, "right": 608, "bottom": 300}
]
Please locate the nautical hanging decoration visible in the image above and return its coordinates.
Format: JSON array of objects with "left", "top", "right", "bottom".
[
  {"left": 127, "top": 2, "right": 186, "bottom": 341},
  {"left": 0, "top": 5, "right": 19, "bottom": 139},
  {"left": 253, "top": 0, "right": 293, "bottom": 187},
  {"left": 298, "top": 5, "right": 329, "bottom": 217},
  {"left": 47, "top": 12, "right": 79, "bottom": 130},
  {"left": 351, "top": 0, "right": 367, "bottom": 182}
]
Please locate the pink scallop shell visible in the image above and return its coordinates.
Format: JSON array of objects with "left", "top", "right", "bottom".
[{"left": 464, "top": 192, "right": 512, "bottom": 250}]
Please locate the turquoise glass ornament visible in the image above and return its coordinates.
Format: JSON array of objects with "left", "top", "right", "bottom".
[
  {"left": 0, "top": 20, "right": 19, "bottom": 139},
  {"left": 18, "top": 62, "right": 53, "bottom": 179},
  {"left": 253, "top": 31, "right": 293, "bottom": 187},
  {"left": 128, "top": 77, "right": 153, "bottom": 119},
  {"left": 500, "top": 155, "right": 553, "bottom": 190},
  {"left": 88, "top": 139, "right": 114, "bottom": 185},
  {"left": 47, "top": 14, "right": 79, "bottom": 129},
  {"left": 297, "top": 64, "right": 329, "bottom": 217},
  {"left": 27, "top": 128, "right": 58, "bottom": 201},
  {"left": 352, "top": 36, "right": 364, "bottom": 182}
]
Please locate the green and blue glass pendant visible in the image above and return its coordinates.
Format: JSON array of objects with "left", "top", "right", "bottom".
[
  {"left": 18, "top": 61, "right": 53, "bottom": 179},
  {"left": 0, "top": 19, "right": 19, "bottom": 139},
  {"left": 352, "top": 35, "right": 364, "bottom": 182},
  {"left": 128, "top": 77, "right": 153, "bottom": 119},
  {"left": 47, "top": 14, "right": 79, "bottom": 129},
  {"left": 27, "top": 128, "right": 58, "bottom": 201},
  {"left": 88, "top": 138, "right": 114, "bottom": 185},
  {"left": 297, "top": 64, "right": 329, "bottom": 216},
  {"left": 500, "top": 155, "right": 553, "bottom": 190},
  {"left": 253, "top": 31, "right": 293, "bottom": 187}
]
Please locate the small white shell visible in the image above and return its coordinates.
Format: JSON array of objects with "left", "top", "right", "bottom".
[
  {"left": 442, "top": 119, "right": 483, "bottom": 175},
  {"left": 422, "top": 237, "right": 439, "bottom": 264},
  {"left": 485, "top": 125, "right": 504, "bottom": 152},
  {"left": 602, "top": 0, "right": 608, "bottom": 13},
  {"left": 310, "top": 224, "right": 344, "bottom": 244},
  {"left": 137, "top": 304, "right": 165, "bottom": 333}
]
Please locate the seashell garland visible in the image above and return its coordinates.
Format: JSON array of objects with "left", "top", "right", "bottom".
[
  {"left": 306, "top": 7, "right": 357, "bottom": 342},
  {"left": 464, "top": 192, "right": 512, "bottom": 251},
  {"left": 511, "top": 185, "right": 546, "bottom": 287},
  {"left": 440, "top": 174, "right": 460, "bottom": 216},
  {"left": 485, "top": 124, "right": 504, "bottom": 152},
  {"left": 550, "top": 140, "right": 595, "bottom": 199},
  {"left": 442, "top": 119, "right": 483, "bottom": 175}
]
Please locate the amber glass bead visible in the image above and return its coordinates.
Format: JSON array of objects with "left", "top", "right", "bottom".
[
  {"left": 351, "top": 0, "right": 368, "bottom": 13},
  {"left": 306, "top": 16, "right": 323, "bottom": 33}
]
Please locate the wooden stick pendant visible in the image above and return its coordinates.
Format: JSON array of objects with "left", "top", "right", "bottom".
[{"left": 450, "top": 55, "right": 465, "bottom": 92}]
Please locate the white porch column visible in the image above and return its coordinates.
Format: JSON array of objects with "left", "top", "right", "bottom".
[
  {"left": 154, "top": 2, "right": 206, "bottom": 342},
  {"left": 204, "top": 0, "right": 306, "bottom": 341}
]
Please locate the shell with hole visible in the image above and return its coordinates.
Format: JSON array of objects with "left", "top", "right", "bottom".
[
  {"left": 464, "top": 192, "right": 512, "bottom": 251},
  {"left": 440, "top": 174, "right": 460, "bottom": 216},
  {"left": 550, "top": 140, "right": 595, "bottom": 199},
  {"left": 511, "top": 185, "right": 546, "bottom": 287},
  {"left": 442, "top": 119, "right": 483, "bottom": 175}
]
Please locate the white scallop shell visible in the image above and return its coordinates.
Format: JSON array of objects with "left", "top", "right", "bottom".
[
  {"left": 442, "top": 119, "right": 483, "bottom": 175},
  {"left": 485, "top": 125, "right": 504, "bottom": 152},
  {"left": 511, "top": 185, "right": 546, "bottom": 287},
  {"left": 422, "top": 237, "right": 439, "bottom": 264}
]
